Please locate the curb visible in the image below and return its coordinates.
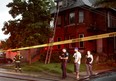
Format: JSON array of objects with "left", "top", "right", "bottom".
[{"left": 0, "top": 68, "right": 112, "bottom": 81}]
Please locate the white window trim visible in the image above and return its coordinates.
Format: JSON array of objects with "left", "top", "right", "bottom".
[{"left": 79, "top": 10, "right": 84, "bottom": 23}]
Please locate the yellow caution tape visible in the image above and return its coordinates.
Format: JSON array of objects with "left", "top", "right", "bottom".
[{"left": 1, "top": 32, "right": 116, "bottom": 52}]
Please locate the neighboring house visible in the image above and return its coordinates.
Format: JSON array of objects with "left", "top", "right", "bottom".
[
  {"left": 5, "top": 48, "right": 41, "bottom": 63},
  {"left": 50, "top": 0, "right": 116, "bottom": 55}
]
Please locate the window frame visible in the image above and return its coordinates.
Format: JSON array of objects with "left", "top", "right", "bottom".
[
  {"left": 57, "top": 37, "right": 61, "bottom": 49},
  {"left": 79, "top": 10, "right": 84, "bottom": 23},
  {"left": 69, "top": 12, "right": 75, "bottom": 25},
  {"left": 79, "top": 34, "right": 84, "bottom": 48}
]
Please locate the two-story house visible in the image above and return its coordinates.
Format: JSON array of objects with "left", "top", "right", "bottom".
[{"left": 50, "top": 0, "right": 116, "bottom": 56}]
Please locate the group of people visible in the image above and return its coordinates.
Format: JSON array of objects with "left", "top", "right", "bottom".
[
  {"left": 13, "top": 48, "right": 93, "bottom": 78},
  {"left": 59, "top": 48, "right": 93, "bottom": 80}
]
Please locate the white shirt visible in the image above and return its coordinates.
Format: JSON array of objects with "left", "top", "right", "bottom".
[{"left": 73, "top": 52, "right": 82, "bottom": 64}]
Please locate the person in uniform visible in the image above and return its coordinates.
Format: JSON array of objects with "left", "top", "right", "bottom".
[
  {"left": 13, "top": 51, "right": 23, "bottom": 72},
  {"left": 59, "top": 48, "right": 69, "bottom": 79},
  {"left": 85, "top": 51, "right": 93, "bottom": 76},
  {"left": 73, "top": 47, "right": 82, "bottom": 80}
]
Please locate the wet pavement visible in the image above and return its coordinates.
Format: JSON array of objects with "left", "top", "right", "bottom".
[
  {"left": 0, "top": 67, "right": 115, "bottom": 81},
  {"left": 0, "top": 68, "right": 80, "bottom": 81},
  {"left": 0, "top": 68, "right": 92, "bottom": 81},
  {"left": 78, "top": 69, "right": 116, "bottom": 81},
  {"left": 0, "top": 68, "right": 57, "bottom": 81},
  {"left": 0, "top": 76, "right": 27, "bottom": 81},
  {"left": 0, "top": 73, "right": 44, "bottom": 81}
]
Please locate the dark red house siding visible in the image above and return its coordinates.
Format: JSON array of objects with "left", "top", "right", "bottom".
[
  {"left": 51, "top": 6, "right": 116, "bottom": 55},
  {"left": 50, "top": 0, "right": 116, "bottom": 57}
]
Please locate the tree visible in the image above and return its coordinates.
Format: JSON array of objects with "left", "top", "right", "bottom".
[
  {"left": 2, "top": 0, "right": 54, "bottom": 49},
  {"left": 95, "top": 0, "right": 116, "bottom": 8}
]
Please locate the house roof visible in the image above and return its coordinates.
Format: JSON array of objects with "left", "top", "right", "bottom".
[
  {"left": 51, "top": 0, "right": 116, "bottom": 14},
  {"left": 51, "top": 0, "right": 96, "bottom": 14}
]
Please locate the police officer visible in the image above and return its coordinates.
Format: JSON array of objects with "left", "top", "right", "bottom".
[
  {"left": 59, "top": 48, "right": 69, "bottom": 79},
  {"left": 13, "top": 51, "right": 23, "bottom": 72}
]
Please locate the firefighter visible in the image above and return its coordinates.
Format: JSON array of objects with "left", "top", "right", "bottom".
[{"left": 13, "top": 51, "right": 23, "bottom": 72}]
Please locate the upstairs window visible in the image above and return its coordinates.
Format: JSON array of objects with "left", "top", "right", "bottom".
[
  {"left": 107, "top": 12, "right": 116, "bottom": 28},
  {"left": 79, "top": 11, "right": 84, "bottom": 23},
  {"left": 69, "top": 12, "right": 75, "bottom": 24}
]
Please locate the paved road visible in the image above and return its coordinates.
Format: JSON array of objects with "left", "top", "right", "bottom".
[
  {"left": 0, "top": 72, "right": 59, "bottom": 81},
  {"left": 0, "top": 68, "right": 89, "bottom": 81},
  {"left": 0, "top": 67, "right": 107, "bottom": 81},
  {"left": 0, "top": 67, "right": 78, "bottom": 81},
  {"left": 0, "top": 76, "right": 27, "bottom": 81}
]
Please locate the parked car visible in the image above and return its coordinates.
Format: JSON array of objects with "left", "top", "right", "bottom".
[
  {"left": 0, "top": 52, "right": 13, "bottom": 64},
  {"left": 79, "top": 69, "right": 116, "bottom": 81}
]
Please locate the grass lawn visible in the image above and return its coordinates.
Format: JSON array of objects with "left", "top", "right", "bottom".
[
  {"left": 1, "top": 62, "right": 86, "bottom": 74},
  {"left": 1, "top": 62, "right": 116, "bottom": 74},
  {"left": 22, "top": 62, "right": 86, "bottom": 74}
]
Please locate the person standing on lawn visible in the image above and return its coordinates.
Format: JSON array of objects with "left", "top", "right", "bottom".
[
  {"left": 59, "top": 48, "right": 69, "bottom": 79},
  {"left": 13, "top": 51, "right": 23, "bottom": 72},
  {"left": 85, "top": 51, "right": 93, "bottom": 76},
  {"left": 73, "top": 47, "right": 82, "bottom": 80}
]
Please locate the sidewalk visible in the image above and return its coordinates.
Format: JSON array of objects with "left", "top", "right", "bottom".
[
  {"left": 0, "top": 68, "right": 108, "bottom": 81},
  {"left": 0, "top": 68, "right": 75, "bottom": 81}
]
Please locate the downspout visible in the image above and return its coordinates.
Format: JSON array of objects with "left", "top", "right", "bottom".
[
  {"left": 107, "top": 11, "right": 110, "bottom": 58},
  {"left": 107, "top": 11, "right": 110, "bottom": 28}
]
